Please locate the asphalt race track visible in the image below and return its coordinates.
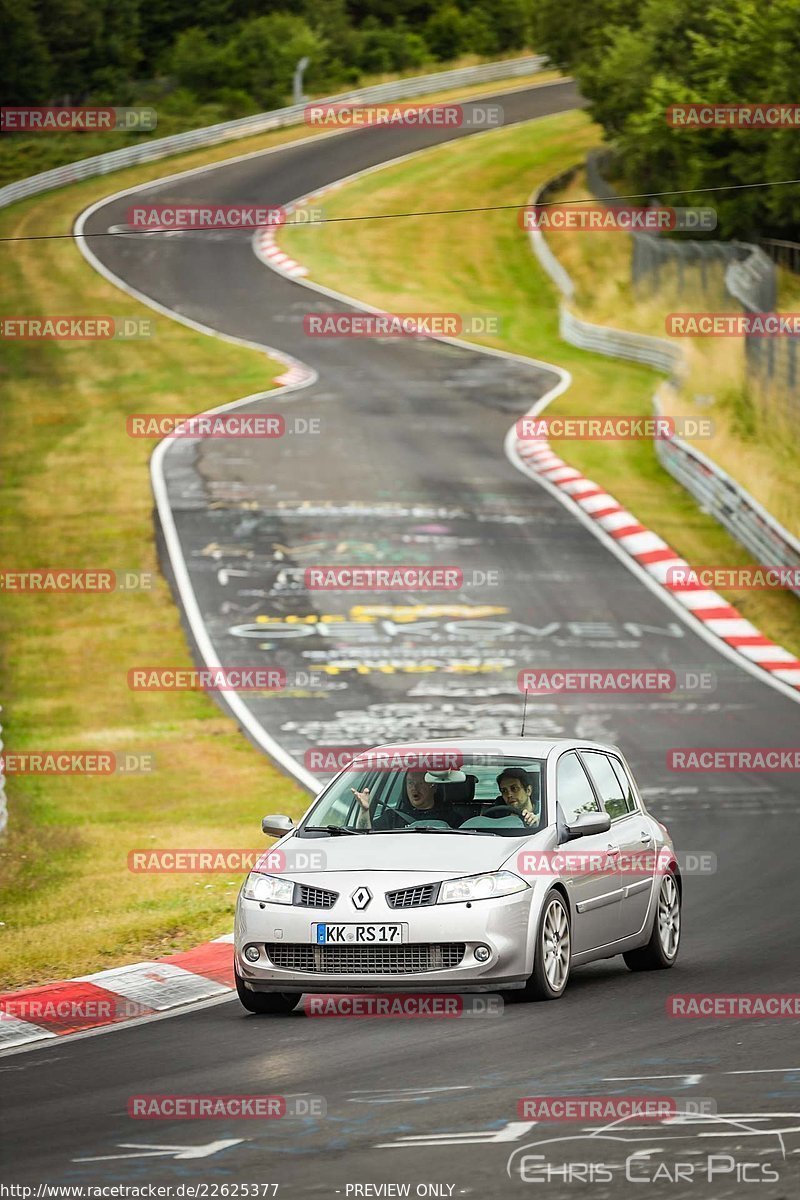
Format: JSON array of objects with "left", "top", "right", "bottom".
[{"left": 3, "top": 80, "right": 799, "bottom": 1198}]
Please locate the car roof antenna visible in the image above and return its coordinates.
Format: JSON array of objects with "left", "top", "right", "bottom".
[{"left": 520, "top": 688, "right": 529, "bottom": 737}]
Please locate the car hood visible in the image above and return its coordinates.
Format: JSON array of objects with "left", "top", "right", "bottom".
[{"left": 281, "top": 828, "right": 555, "bottom": 876}]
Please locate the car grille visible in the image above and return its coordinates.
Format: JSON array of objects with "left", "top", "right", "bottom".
[
  {"left": 294, "top": 884, "right": 338, "bottom": 909},
  {"left": 386, "top": 884, "right": 437, "bottom": 908},
  {"left": 264, "top": 943, "right": 466, "bottom": 974}
]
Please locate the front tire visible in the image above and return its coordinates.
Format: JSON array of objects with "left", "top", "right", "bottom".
[
  {"left": 520, "top": 889, "right": 571, "bottom": 1001},
  {"left": 235, "top": 969, "right": 300, "bottom": 1014},
  {"left": 624, "top": 869, "right": 681, "bottom": 971}
]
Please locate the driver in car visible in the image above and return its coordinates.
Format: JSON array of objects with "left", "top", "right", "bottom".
[
  {"left": 352, "top": 770, "right": 460, "bottom": 830},
  {"left": 497, "top": 767, "right": 540, "bottom": 828}
]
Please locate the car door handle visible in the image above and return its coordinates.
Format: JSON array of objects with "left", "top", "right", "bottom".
[
  {"left": 606, "top": 843, "right": 620, "bottom": 855},
  {"left": 640, "top": 831, "right": 654, "bottom": 844}
]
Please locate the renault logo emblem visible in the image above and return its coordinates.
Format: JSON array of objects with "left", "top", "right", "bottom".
[{"left": 351, "top": 886, "right": 372, "bottom": 910}]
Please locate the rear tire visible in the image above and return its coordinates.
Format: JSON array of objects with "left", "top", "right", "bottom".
[
  {"left": 520, "top": 889, "right": 571, "bottom": 1001},
  {"left": 235, "top": 969, "right": 300, "bottom": 1014},
  {"left": 624, "top": 870, "right": 681, "bottom": 971}
]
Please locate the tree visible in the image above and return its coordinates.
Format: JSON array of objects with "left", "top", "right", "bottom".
[
  {"left": 228, "top": 14, "right": 321, "bottom": 109},
  {"left": 0, "top": 0, "right": 52, "bottom": 104},
  {"left": 424, "top": 5, "right": 465, "bottom": 60},
  {"left": 533, "top": 0, "right": 800, "bottom": 240},
  {"left": 484, "top": 0, "right": 529, "bottom": 53},
  {"left": 170, "top": 28, "right": 237, "bottom": 101},
  {"left": 530, "top": 0, "right": 636, "bottom": 72},
  {"left": 35, "top": 0, "right": 104, "bottom": 100},
  {"left": 89, "top": 0, "right": 142, "bottom": 101},
  {"left": 139, "top": 0, "right": 233, "bottom": 75}
]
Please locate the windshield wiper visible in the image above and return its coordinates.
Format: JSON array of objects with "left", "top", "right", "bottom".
[
  {"left": 369, "top": 826, "right": 488, "bottom": 835},
  {"left": 302, "top": 824, "right": 367, "bottom": 836}
]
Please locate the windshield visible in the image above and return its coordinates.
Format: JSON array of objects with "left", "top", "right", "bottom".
[{"left": 301, "top": 755, "right": 547, "bottom": 837}]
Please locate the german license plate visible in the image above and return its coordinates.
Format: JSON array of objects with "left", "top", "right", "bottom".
[{"left": 313, "top": 923, "right": 406, "bottom": 945}]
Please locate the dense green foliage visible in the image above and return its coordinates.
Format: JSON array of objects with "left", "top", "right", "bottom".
[
  {"left": 0, "top": 0, "right": 537, "bottom": 183},
  {"left": 532, "top": 0, "right": 800, "bottom": 239},
  {"left": 2, "top": 0, "right": 532, "bottom": 109}
]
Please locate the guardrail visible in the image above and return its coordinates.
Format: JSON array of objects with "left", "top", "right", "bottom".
[
  {"left": 586, "top": 149, "right": 779, "bottom": 313},
  {"left": 651, "top": 389, "right": 800, "bottom": 584},
  {"left": 725, "top": 244, "right": 778, "bottom": 313},
  {"left": 559, "top": 307, "right": 683, "bottom": 375},
  {"left": 585, "top": 152, "right": 800, "bottom": 412},
  {"left": 527, "top": 171, "right": 800, "bottom": 597},
  {"left": 528, "top": 173, "right": 684, "bottom": 376},
  {"left": 0, "top": 55, "right": 548, "bottom": 211},
  {"left": 760, "top": 238, "right": 800, "bottom": 275}
]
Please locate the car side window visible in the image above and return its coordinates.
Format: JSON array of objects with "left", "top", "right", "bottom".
[
  {"left": 607, "top": 755, "right": 638, "bottom": 813},
  {"left": 368, "top": 771, "right": 407, "bottom": 819},
  {"left": 582, "top": 752, "right": 629, "bottom": 820},
  {"left": 556, "top": 752, "right": 601, "bottom": 825},
  {"left": 344, "top": 770, "right": 397, "bottom": 824}
]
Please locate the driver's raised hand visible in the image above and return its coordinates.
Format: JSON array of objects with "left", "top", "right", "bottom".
[
  {"left": 351, "top": 787, "right": 371, "bottom": 811},
  {"left": 351, "top": 787, "right": 372, "bottom": 829},
  {"left": 522, "top": 810, "right": 538, "bottom": 827}
]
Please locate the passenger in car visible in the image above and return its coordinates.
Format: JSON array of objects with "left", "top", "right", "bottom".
[{"left": 497, "top": 767, "right": 540, "bottom": 828}]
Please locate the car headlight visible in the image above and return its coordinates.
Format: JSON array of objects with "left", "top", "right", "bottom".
[
  {"left": 242, "top": 872, "right": 294, "bottom": 905},
  {"left": 437, "top": 870, "right": 529, "bottom": 904}
]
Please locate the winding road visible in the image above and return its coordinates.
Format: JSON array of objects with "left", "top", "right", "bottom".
[{"left": 2, "top": 79, "right": 798, "bottom": 1198}]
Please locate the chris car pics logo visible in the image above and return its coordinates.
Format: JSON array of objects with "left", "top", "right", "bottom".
[{"left": 506, "top": 1112, "right": 787, "bottom": 1185}]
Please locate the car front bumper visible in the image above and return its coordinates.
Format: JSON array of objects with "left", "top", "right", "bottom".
[{"left": 235, "top": 880, "right": 536, "bottom": 993}]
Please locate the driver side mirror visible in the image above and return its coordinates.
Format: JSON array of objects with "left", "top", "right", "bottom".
[
  {"left": 262, "top": 813, "right": 293, "bottom": 837},
  {"left": 563, "top": 811, "right": 611, "bottom": 840}
]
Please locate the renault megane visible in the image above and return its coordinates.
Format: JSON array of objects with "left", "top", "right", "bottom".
[{"left": 234, "top": 739, "right": 681, "bottom": 1013}]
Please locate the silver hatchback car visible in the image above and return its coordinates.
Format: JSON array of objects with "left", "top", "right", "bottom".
[{"left": 234, "top": 739, "right": 681, "bottom": 1013}]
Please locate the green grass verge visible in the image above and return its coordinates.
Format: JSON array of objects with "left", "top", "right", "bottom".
[
  {"left": 0, "top": 123, "right": 336, "bottom": 991},
  {"left": 281, "top": 109, "right": 800, "bottom": 657}
]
